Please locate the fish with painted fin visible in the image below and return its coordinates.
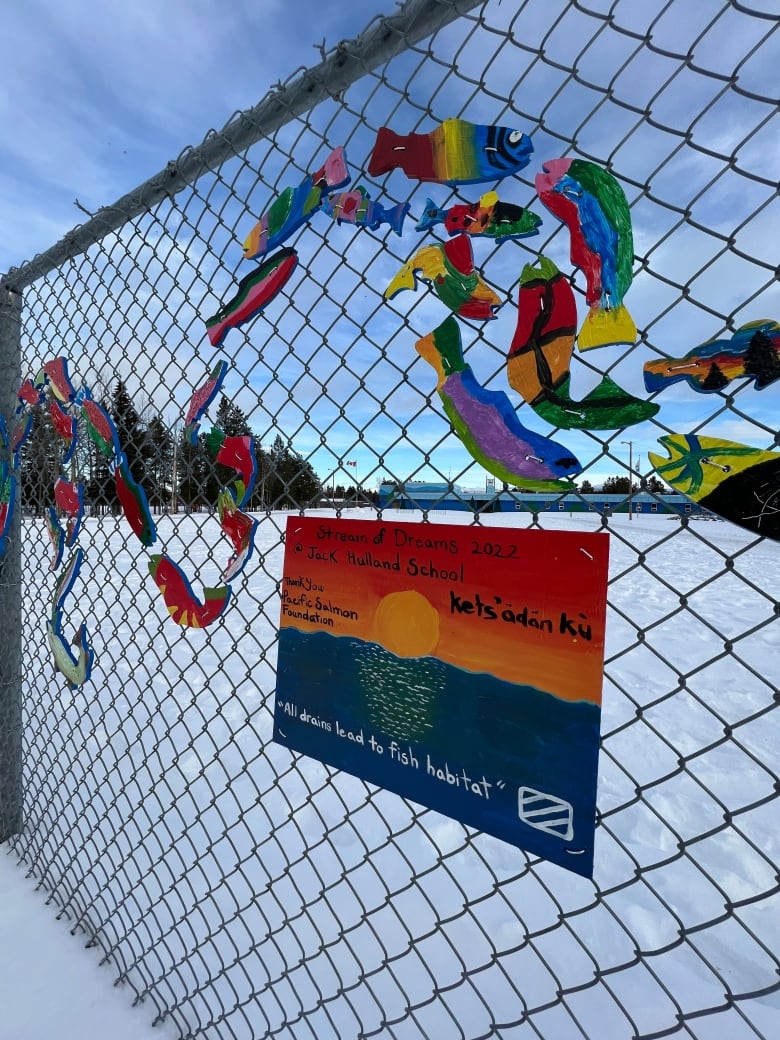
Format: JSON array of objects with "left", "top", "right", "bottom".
[
  {"left": 536, "top": 158, "right": 636, "bottom": 350},
  {"left": 648, "top": 434, "right": 780, "bottom": 541},
  {"left": 148, "top": 554, "right": 231, "bottom": 628},
  {"left": 386, "top": 235, "right": 501, "bottom": 320},
  {"left": 323, "top": 186, "right": 409, "bottom": 235},
  {"left": 369, "top": 119, "right": 533, "bottom": 185},
  {"left": 643, "top": 319, "right": 780, "bottom": 395},
  {"left": 416, "top": 316, "right": 581, "bottom": 491},
  {"left": 242, "top": 146, "right": 350, "bottom": 260},
  {"left": 508, "top": 257, "right": 658, "bottom": 429},
  {"left": 415, "top": 191, "right": 542, "bottom": 240}
]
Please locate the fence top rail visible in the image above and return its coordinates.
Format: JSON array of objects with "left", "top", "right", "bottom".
[{"left": 0, "top": 0, "right": 483, "bottom": 295}]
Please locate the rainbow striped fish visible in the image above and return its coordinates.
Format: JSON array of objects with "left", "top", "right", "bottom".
[{"left": 369, "top": 119, "right": 533, "bottom": 185}]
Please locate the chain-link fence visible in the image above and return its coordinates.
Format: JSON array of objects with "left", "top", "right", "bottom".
[{"left": 1, "top": 0, "right": 778, "bottom": 1037}]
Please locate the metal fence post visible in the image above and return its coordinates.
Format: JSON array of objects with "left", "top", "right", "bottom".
[{"left": 0, "top": 285, "right": 22, "bottom": 840}]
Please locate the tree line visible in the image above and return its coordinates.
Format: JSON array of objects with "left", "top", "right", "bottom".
[{"left": 20, "top": 380, "right": 323, "bottom": 515}]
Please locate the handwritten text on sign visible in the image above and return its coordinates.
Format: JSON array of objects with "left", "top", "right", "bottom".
[{"left": 273, "top": 517, "right": 609, "bottom": 877}]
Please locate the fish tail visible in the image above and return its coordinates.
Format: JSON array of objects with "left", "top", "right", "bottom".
[
  {"left": 577, "top": 303, "right": 637, "bottom": 350},
  {"left": 315, "top": 146, "right": 350, "bottom": 191},
  {"left": 385, "top": 201, "right": 410, "bottom": 235},
  {"left": 415, "top": 198, "right": 444, "bottom": 232},
  {"left": 368, "top": 127, "right": 401, "bottom": 176},
  {"left": 242, "top": 221, "right": 265, "bottom": 260}
]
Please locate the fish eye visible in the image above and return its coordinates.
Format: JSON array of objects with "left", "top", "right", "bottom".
[{"left": 508, "top": 130, "right": 524, "bottom": 144}]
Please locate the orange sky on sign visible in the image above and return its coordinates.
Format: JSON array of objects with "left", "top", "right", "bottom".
[{"left": 281, "top": 517, "right": 609, "bottom": 704}]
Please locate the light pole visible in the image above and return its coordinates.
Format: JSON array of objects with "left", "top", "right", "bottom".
[{"left": 622, "top": 440, "right": 633, "bottom": 520}]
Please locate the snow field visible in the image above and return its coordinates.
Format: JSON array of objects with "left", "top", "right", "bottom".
[{"left": 7, "top": 508, "right": 779, "bottom": 1039}]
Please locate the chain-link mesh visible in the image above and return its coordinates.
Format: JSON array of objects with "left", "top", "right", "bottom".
[{"left": 1, "top": 0, "right": 778, "bottom": 1037}]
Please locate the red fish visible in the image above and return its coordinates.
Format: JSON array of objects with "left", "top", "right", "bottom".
[{"left": 148, "top": 555, "right": 231, "bottom": 628}]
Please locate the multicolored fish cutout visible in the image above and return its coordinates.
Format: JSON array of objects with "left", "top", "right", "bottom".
[
  {"left": 205, "top": 248, "right": 298, "bottom": 347},
  {"left": 323, "top": 186, "right": 409, "bottom": 235},
  {"left": 205, "top": 429, "right": 257, "bottom": 506},
  {"left": 508, "top": 257, "right": 658, "bottom": 429},
  {"left": 369, "top": 119, "right": 533, "bottom": 185},
  {"left": 45, "top": 508, "right": 66, "bottom": 570},
  {"left": 36, "top": 357, "right": 76, "bottom": 404},
  {"left": 415, "top": 191, "right": 542, "bottom": 240},
  {"left": 644, "top": 319, "right": 780, "bottom": 395},
  {"left": 113, "top": 456, "right": 156, "bottom": 547},
  {"left": 46, "top": 547, "right": 94, "bottom": 687},
  {"left": 218, "top": 488, "right": 257, "bottom": 582},
  {"left": 649, "top": 434, "right": 780, "bottom": 541},
  {"left": 148, "top": 555, "right": 231, "bottom": 628},
  {"left": 0, "top": 462, "right": 16, "bottom": 558},
  {"left": 416, "top": 317, "right": 581, "bottom": 491},
  {"left": 242, "top": 146, "right": 350, "bottom": 260},
  {"left": 54, "top": 477, "right": 84, "bottom": 546},
  {"left": 536, "top": 158, "right": 636, "bottom": 350},
  {"left": 184, "top": 360, "right": 228, "bottom": 445},
  {"left": 49, "top": 398, "right": 78, "bottom": 464},
  {"left": 386, "top": 235, "right": 501, "bottom": 320}
]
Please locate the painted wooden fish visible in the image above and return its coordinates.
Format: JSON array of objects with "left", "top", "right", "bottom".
[
  {"left": 369, "top": 119, "right": 533, "bottom": 185},
  {"left": 508, "top": 257, "right": 658, "bottom": 429},
  {"left": 205, "top": 428, "right": 257, "bottom": 506},
  {"left": 386, "top": 234, "right": 501, "bottom": 320},
  {"left": 415, "top": 191, "right": 542, "bottom": 240},
  {"left": 45, "top": 508, "right": 65, "bottom": 570},
  {"left": 148, "top": 554, "right": 231, "bottom": 628},
  {"left": 218, "top": 488, "right": 257, "bottom": 582},
  {"left": 536, "top": 159, "right": 636, "bottom": 350},
  {"left": 49, "top": 398, "right": 78, "bottom": 465},
  {"left": 53, "top": 476, "right": 84, "bottom": 546},
  {"left": 648, "top": 434, "right": 780, "bottom": 541},
  {"left": 644, "top": 319, "right": 780, "bottom": 395},
  {"left": 114, "top": 455, "right": 157, "bottom": 547},
  {"left": 184, "top": 361, "right": 228, "bottom": 445},
  {"left": 323, "top": 186, "right": 409, "bottom": 235},
  {"left": 0, "top": 462, "right": 17, "bottom": 558},
  {"left": 80, "top": 391, "right": 121, "bottom": 459},
  {"left": 206, "top": 248, "right": 298, "bottom": 347},
  {"left": 47, "top": 548, "right": 94, "bottom": 687},
  {"left": 242, "top": 147, "right": 350, "bottom": 259},
  {"left": 416, "top": 317, "right": 581, "bottom": 491}
]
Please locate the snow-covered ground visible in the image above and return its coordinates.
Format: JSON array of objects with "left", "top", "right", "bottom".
[{"left": 3, "top": 508, "right": 779, "bottom": 1039}]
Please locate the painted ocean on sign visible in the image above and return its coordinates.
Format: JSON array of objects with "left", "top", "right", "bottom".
[{"left": 275, "top": 627, "right": 600, "bottom": 876}]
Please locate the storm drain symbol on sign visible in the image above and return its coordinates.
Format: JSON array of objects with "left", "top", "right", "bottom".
[{"left": 518, "top": 786, "right": 574, "bottom": 841}]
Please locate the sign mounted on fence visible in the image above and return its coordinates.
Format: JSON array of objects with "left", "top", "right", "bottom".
[{"left": 273, "top": 516, "right": 609, "bottom": 877}]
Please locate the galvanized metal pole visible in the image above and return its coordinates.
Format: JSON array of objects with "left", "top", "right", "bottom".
[{"left": 0, "top": 285, "right": 23, "bottom": 839}]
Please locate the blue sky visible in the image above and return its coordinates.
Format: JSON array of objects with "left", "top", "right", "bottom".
[{"left": 3, "top": 0, "right": 778, "bottom": 493}]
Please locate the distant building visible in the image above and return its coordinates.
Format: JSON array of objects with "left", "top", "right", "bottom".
[{"left": 378, "top": 480, "right": 714, "bottom": 517}]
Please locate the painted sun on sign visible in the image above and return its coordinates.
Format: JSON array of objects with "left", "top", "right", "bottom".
[{"left": 273, "top": 516, "right": 609, "bottom": 877}]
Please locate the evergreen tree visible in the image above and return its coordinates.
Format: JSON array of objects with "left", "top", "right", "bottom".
[
  {"left": 701, "top": 362, "right": 728, "bottom": 391},
  {"left": 146, "top": 416, "right": 174, "bottom": 512},
  {"left": 19, "top": 406, "right": 60, "bottom": 516},
  {"left": 743, "top": 329, "right": 780, "bottom": 389},
  {"left": 177, "top": 430, "right": 211, "bottom": 512},
  {"left": 111, "top": 380, "right": 149, "bottom": 485},
  {"left": 601, "top": 476, "right": 639, "bottom": 494},
  {"left": 579, "top": 479, "right": 595, "bottom": 494}
]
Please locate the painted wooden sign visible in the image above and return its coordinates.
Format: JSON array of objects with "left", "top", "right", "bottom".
[{"left": 274, "top": 516, "right": 609, "bottom": 878}]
